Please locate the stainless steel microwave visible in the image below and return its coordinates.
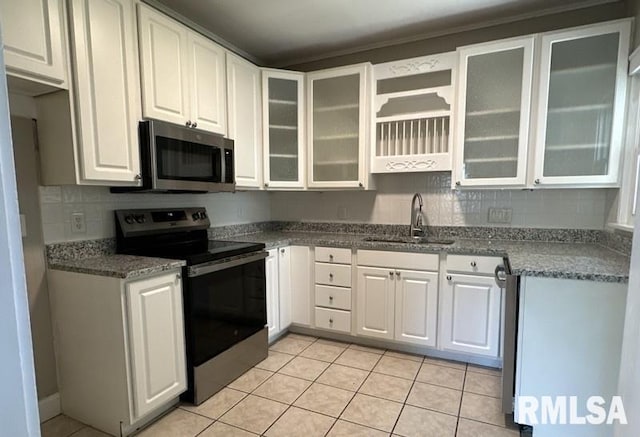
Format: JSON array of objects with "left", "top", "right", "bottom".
[{"left": 113, "top": 119, "right": 235, "bottom": 193}]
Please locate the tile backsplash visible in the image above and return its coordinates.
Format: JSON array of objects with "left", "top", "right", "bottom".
[
  {"left": 39, "top": 186, "right": 271, "bottom": 243},
  {"left": 270, "top": 173, "right": 613, "bottom": 229}
]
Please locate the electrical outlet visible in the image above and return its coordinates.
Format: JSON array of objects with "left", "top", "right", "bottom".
[
  {"left": 488, "top": 207, "right": 512, "bottom": 224},
  {"left": 71, "top": 212, "right": 86, "bottom": 233}
]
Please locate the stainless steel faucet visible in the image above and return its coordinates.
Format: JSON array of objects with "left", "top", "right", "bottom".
[{"left": 410, "top": 193, "right": 424, "bottom": 239}]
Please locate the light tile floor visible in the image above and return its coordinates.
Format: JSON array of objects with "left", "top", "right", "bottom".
[{"left": 42, "top": 333, "right": 520, "bottom": 437}]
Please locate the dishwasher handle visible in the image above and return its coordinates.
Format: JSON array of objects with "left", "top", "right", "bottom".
[{"left": 495, "top": 264, "right": 507, "bottom": 288}]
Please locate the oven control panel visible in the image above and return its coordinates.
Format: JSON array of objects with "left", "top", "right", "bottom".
[{"left": 116, "top": 207, "right": 211, "bottom": 237}]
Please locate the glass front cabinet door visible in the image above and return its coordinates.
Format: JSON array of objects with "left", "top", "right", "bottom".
[
  {"left": 306, "top": 63, "right": 371, "bottom": 188},
  {"left": 453, "top": 37, "right": 535, "bottom": 188},
  {"left": 532, "top": 21, "right": 630, "bottom": 187},
  {"left": 262, "top": 69, "right": 305, "bottom": 189}
]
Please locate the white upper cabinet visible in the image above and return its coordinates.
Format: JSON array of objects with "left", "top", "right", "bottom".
[
  {"left": 453, "top": 36, "right": 535, "bottom": 188},
  {"left": 532, "top": 20, "right": 630, "bottom": 187},
  {"left": 0, "top": 0, "right": 67, "bottom": 88},
  {"left": 187, "top": 32, "right": 226, "bottom": 135},
  {"left": 126, "top": 272, "right": 187, "bottom": 421},
  {"left": 307, "top": 63, "right": 371, "bottom": 188},
  {"left": 262, "top": 69, "right": 306, "bottom": 189},
  {"left": 69, "top": 0, "right": 141, "bottom": 184},
  {"left": 372, "top": 53, "right": 456, "bottom": 174},
  {"left": 138, "top": 4, "right": 226, "bottom": 135},
  {"left": 227, "top": 52, "right": 263, "bottom": 188}
]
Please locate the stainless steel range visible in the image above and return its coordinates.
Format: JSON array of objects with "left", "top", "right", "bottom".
[{"left": 115, "top": 207, "right": 268, "bottom": 405}]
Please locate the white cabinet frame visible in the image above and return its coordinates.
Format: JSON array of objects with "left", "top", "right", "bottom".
[
  {"left": 453, "top": 36, "right": 535, "bottom": 188},
  {"left": 532, "top": 20, "right": 631, "bottom": 187}
]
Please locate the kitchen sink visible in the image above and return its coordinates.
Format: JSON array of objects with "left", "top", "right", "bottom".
[{"left": 362, "top": 236, "right": 455, "bottom": 245}]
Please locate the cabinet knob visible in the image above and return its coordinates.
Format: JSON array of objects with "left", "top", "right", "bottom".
[
  {"left": 185, "top": 120, "right": 192, "bottom": 127},
  {"left": 358, "top": 182, "right": 364, "bottom": 188},
  {"left": 389, "top": 271, "right": 394, "bottom": 277},
  {"left": 134, "top": 174, "right": 142, "bottom": 181},
  {"left": 534, "top": 179, "right": 540, "bottom": 185},
  {"left": 329, "top": 273, "right": 334, "bottom": 280},
  {"left": 470, "top": 261, "right": 477, "bottom": 268},
  {"left": 264, "top": 183, "right": 269, "bottom": 187},
  {"left": 455, "top": 181, "right": 461, "bottom": 186},
  {"left": 329, "top": 296, "right": 333, "bottom": 301},
  {"left": 192, "top": 122, "right": 197, "bottom": 128},
  {"left": 176, "top": 273, "right": 181, "bottom": 280},
  {"left": 329, "top": 254, "right": 334, "bottom": 261},
  {"left": 395, "top": 271, "right": 400, "bottom": 277},
  {"left": 281, "top": 248, "right": 285, "bottom": 254},
  {"left": 329, "top": 318, "right": 334, "bottom": 324},
  {"left": 447, "top": 275, "right": 452, "bottom": 281}
]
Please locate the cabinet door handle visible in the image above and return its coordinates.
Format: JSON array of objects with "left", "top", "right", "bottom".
[
  {"left": 395, "top": 271, "right": 400, "bottom": 277},
  {"left": 329, "top": 318, "right": 334, "bottom": 324},
  {"left": 389, "top": 271, "right": 394, "bottom": 277},
  {"left": 446, "top": 275, "right": 452, "bottom": 281},
  {"left": 134, "top": 174, "right": 142, "bottom": 181},
  {"left": 264, "top": 182, "right": 269, "bottom": 187},
  {"left": 329, "top": 296, "right": 334, "bottom": 302},
  {"left": 534, "top": 179, "right": 540, "bottom": 185},
  {"left": 192, "top": 122, "right": 197, "bottom": 128},
  {"left": 281, "top": 248, "right": 285, "bottom": 254},
  {"left": 176, "top": 273, "right": 181, "bottom": 281},
  {"left": 358, "top": 182, "right": 364, "bottom": 188},
  {"left": 455, "top": 181, "right": 461, "bottom": 186},
  {"left": 329, "top": 273, "right": 334, "bottom": 280},
  {"left": 185, "top": 120, "right": 192, "bottom": 127},
  {"left": 329, "top": 254, "right": 334, "bottom": 261},
  {"left": 470, "top": 261, "right": 477, "bottom": 268}
]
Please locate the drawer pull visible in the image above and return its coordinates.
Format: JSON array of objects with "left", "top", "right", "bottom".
[
  {"left": 395, "top": 271, "right": 400, "bottom": 277},
  {"left": 329, "top": 273, "right": 334, "bottom": 280},
  {"left": 389, "top": 271, "right": 394, "bottom": 277},
  {"left": 329, "top": 296, "right": 333, "bottom": 301},
  {"left": 447, "top": 275, "right": 452, "bottom": 281},
  {"left": 329, "top": 254, "right": 334, "bottom": 261},
  {"left": 470, "top": 261, "right": 477, "bottom": 268},
  {"left": 329, "top": 318, "right": 334, "bottom": 324}
]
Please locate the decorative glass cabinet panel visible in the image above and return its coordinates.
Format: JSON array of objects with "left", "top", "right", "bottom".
[
  {"left": 307, "top": 63, "right": 371, "bottom": 188},
  {"left": 533, "top": 21, "right": 630, "bottom": 187},
  {"left": 453, "top": 37, "right": 535, "bottom": 187},
  {"left": 262, "top": 69, "right": 305, "bottom": 188}
]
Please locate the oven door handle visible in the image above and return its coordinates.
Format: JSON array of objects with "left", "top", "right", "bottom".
[{"left": 188, "top": 251, "right": 268, "bottom": 277}]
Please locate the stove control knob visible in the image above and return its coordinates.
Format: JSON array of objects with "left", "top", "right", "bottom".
[
  {"left": 200, "top": 211, "right": 208, "bottom": 220},
  {"left": 134, "top": 214, "right": 146, "bottom": 224},
  {"left": 192, "top": 213, "right": 200, "bottom": 221},
  {"left": 124, "top": 215, "right": 135, "bottom": 224}
]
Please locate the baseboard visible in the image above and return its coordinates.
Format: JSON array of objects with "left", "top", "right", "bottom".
[{"left": 38, "top": 393, "right": 60, "bottom": 423}]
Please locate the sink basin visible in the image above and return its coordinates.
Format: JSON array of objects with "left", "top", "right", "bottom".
[{"left": 362, "top": 236, "right": 455, "bottom": 245}]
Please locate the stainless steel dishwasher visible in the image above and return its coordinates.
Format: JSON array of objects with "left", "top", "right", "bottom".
[{"left": 495, "top": 258, "right": 519, "bottom": 416}]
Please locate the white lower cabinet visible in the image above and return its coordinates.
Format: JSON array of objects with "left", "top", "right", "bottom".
[
  {"left": 126, "top": 273, "right": 187, "bottom": 420},
  {"left": 266, "top": 246, "right": 310, "bottom": 341},
  {"left": 47, "top": 269, "right": 186, "bottom": 436},
  {"left": 356, "top": 253, "right": 439, "bottom": 347},
  {"left": 394, "top": 269, "right": 438, "bottom": 347},
  {"left": 440, "top": 273, "right": 501, "bottom": 357}
]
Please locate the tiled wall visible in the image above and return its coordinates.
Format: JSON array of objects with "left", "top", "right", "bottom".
[
  {"left": 270, "top": 173, "right": 613, "bottom": 229},
  {"left": 38, "top": 185, "right": 271, "bottom": 243}
]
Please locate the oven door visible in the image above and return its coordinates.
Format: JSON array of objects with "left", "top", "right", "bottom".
[
  {"left": 184, "top": 251, "right": 267, "bottom": 367},
  {"left": 146, "top": 120, "right": 235, "bottom": 192}
]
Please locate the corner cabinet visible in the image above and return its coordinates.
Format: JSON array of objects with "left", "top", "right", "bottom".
[
  {"left": 68, "top": 0, "right": 142, "bottom": 184},
  {"left": 138, "top": 3, "right": 226, "bottom": 135},
  {"left": 531, "top": 20, "right": 631, "bottom": 187},
  {"left": 48, "top": 269, "right": 187, "bottom": 437},
  {"left": 307, "top": 63, "right": 372, "bottom": 189},
  {"left": 453, "top": 36, "right": 535, "bottom": 188},
  {"left": 0, "top": 0, "right": 68, "bottom": 89},
  {"left": 262, "top": 69, "right": 306, "bottom": 189},
  {"left": 227, "top": 52, "right": 263, "bottom": 189}
]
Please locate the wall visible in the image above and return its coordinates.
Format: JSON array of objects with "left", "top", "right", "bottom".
[
  {"left": 271, "top": 173, "right": 611, "bottom": 229},
  {"left": 39, "top": 187, "right": 271, "bottom": 243},
  {"left": 286, "top": 2, "right": 628, "bottom": 71}
]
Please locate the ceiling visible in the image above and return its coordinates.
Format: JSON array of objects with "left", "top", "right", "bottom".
[{"left": 150, "top": 0, "right": 618, "bottom": 66}]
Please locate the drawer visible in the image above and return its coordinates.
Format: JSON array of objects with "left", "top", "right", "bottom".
[
  {"left": 447, "top": 254, "right": 503, "bottom": 275},
  {"left": 315, "top": 307, "right": 351, "bottom": 333},
  {"left": 315, "top": 247, "right": 351, "bottom": 264},
  {"left": 357, "top": 250, "right": 439, "bottom": 271},
  {"left": 315, "top": 285, "right": 351, "bottom": 310},
  {"left": 315, "top": 262, "right": 351, "bottom": 287}
]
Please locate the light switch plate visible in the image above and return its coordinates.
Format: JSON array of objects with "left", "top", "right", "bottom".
[{"left": 488, "top": 207, "right": 512, "bottom": 224}]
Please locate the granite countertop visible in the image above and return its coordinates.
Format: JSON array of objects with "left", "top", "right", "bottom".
[
  {"left": 226, "top": 231, "right": 630, "bottom": 283},
  {"left": 48, "top": 254, "right": 186, "bottom": 279}
]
